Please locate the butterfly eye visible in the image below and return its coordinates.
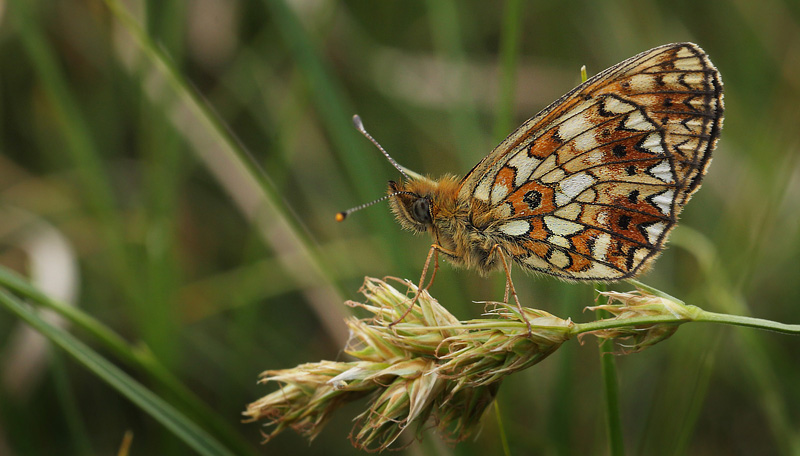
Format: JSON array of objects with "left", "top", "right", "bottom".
[{"left": 411, "top": 198, "right": 432, "bottom": 225}]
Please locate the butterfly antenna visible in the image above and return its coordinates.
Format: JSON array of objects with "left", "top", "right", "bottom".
[
  {"left": 335, "top": 190, "right": 416, "bottom": 222},
  {"left": 353, "top": 115, "right": 411, "bottom": 181}
]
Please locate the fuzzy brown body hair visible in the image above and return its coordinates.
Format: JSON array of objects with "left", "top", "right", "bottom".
[{"left": 388, "top": 175, "right": 512, "bottom": 276}]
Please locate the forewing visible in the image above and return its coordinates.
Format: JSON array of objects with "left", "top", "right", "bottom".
[{"left": 463, "top": 42, "right": 723, "bottom": 280}]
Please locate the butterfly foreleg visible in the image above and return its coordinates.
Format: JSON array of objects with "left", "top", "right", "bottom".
[
  {"left": 488, "top": 244, "right": 532, "bottom": 335},
  {"left": 389, "top": 243, "right": 456, "bottom": 328}
]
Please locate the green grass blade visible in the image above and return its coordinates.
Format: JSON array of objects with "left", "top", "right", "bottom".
[
  {"left": 493, "top": 0, "right": 524, "bottom": 142},
  {"left": 424, "top": 0, "right": 483, "bottom": 165},
  {"left": 100, "top": 0, "right": 352, "bottom": 344},
  {"left": 0, "top": 266, "right": 258, "bottom": 456},
  {"left": 671, "top": 227, "right": 800, "bottom": 454},
  {"left": 261, "top": 0, "right": 402, "bottom": 249},
  {"left": 493, "top": 401, "right": 512, "bottom": 456},
  {"left": 7, "top": 0, "right": 133, "bottom": 295},
  {"left": 0, "top": 290, "right": 236, "bottom": 456},
  {"left": 50, "top": 352, "right": 95, "bottom": 455}
]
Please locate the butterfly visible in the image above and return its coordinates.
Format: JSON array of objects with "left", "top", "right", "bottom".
[{"left": 340, "top": 42, "right": 723, "bottom": 297}]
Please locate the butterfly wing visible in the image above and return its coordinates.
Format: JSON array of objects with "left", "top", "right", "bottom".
[{"left": 461, "top": 42, "right": 724, "bottom": 281}]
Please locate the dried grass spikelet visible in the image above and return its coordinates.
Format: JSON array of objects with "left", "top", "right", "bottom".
[
  {"left": 585, "top": 289, "right": 699, "bottom": 353},
  {"left": 245, "top": 277, "right": 770, "bottom": 450},
  {"left": 244, "top": 277, "right": 573, "bottom": 451}
]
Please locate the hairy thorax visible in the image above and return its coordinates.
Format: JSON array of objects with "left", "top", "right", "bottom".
[{"left": 390, "top": 175, "right": 506, "bottom": 275}]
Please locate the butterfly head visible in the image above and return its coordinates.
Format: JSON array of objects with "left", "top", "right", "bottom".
[{"left": 387, "top": 179, "right": 435, "bottom": 233}]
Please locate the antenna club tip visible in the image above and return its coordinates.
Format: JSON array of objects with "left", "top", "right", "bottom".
[
  {"left": 335, "top": 212, "right": 347, "bottom": 222},
  {"left": 352, "top": 114, "right": 365, "bottom": 132}
]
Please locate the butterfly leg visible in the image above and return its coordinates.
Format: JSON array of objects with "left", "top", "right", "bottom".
[
  {"left": 489, "top": 244, "right": 532, "bottom": 335},
  {"left": 419, "top": 243, "right": 441, "bottom": 291},
  {"left": 388, "top": 243, "right": 452, "bottom": 328}
]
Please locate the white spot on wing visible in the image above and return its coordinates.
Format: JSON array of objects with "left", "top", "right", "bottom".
[
  {"left": 596, "top": 210, "right": 609, "bottom": 226},
  {"left": 628, "top": 74, "right": 656, "bottom": 91},
  {"left": 524, "top": 254, "right": 550, "bottom": 270},
  {"left": 571, "top": 263, "right": 622, "bottom": 279},
  {"left": 681, "top": 72, "right": 704, "bottom": 86},
  {"left": 555, "top": 192, "right": 571, "bottom": 207},
  {"left": 573, "top": 131, "right": 599, "bottom": 152},
  {"left": 602, "top": 96, "right": 636, "bottom": 114},
  {"left": 660, "top": 73, "right": 682, "bottom": 87},
  {"left": 683, "top": 118, "right": 704, "bottom": 130},
  {"left": 544, "top": 216, "right": 584, "bottom": 236},
  {"left": 498, "top": 220, "right": 530, "bottom": 236},
  {"left": 675, "top": 47, "right": 695, "bottom": 59},
  {"left": 548, "top": 235, "right": 571, "bottom": 249},
  {"left": 623, "top": 110, "right": 656, "bottom": 131},
  {"left": 651, "top": 189, "right": 674, "bottom": 214},
  {"left": 508, "top": 152, "right": 541, "bottom": 187},
  {"left": 633, "top": 247, "right": 649, "bottom": 265},
  {"left": 549, "top": 249, "right": 570, "bottom": 269},
  {"left": 559, "top": 113, "right": 591, "bottom": 141},
  {"left": 674, "top": 58, "right": 703, "bottom": 71},
  {"left": 554, "top": 203, "right": 581, "bottom": 220},
  {"left": 555, "top": 172, "right": 595, "bottom": 206},
  {"left": 587, "top": 151, "right": 603, "bottom": 164},
  {"left": 593, "top": 232, "right": 612, "bottom": 261},
  {"left": 645, "top": 222, "right": 666, "bottom": 244},
  {"left": 474, "top": 175, "right": 492, "bottom": 201},
  {"left": 560, "top": 173, "right": 595, "bottom": 198},
  {"left": 532, "top": 154, "right": 558, "bottom": 179},
  {"left": 640, "top": 132, "right": 665, "bottom": 155},
  {"left": 676, "top": 140, "right": 700, "bottom": 154},
  {"left": 490, "top": 182, "right": 510, "bottom": 205},
  {"left": 649, "top": 160, "right": 674, "bottom": 183},
  {"left": 689, "top": 97, "right": 707, "bottom": 110}
]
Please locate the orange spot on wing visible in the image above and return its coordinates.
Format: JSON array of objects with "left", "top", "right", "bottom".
[
  {"left": 570, "top": 228, "right": 604, "bottom": 257},
  {"left": 523, "top": 239, "right": 550, "bottom": 258},
  {"left": 494, "top": 166, "right": 516, "bottom": 191},
  {"left": 567, "top": 251, "right": 592, "bottom": 272},
  {"left": 529, "top": 133, "right": 562, "bottom": 159},
  {"left": 506, "top": 182, "right": 554, "bottom": 217}
]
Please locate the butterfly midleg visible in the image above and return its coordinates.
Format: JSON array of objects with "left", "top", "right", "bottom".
[
  {"left": 389, "top": 243, "right": 454, "bottom": 327},
  {"left": 420, "top": 243, "right": 440, "bottom": 291},
  {"left": 488, "top": 244, "right": 533, "bottom": 335}
]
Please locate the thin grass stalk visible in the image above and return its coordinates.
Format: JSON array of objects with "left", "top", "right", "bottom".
[
  {"left": 101, "top": 0, "right": 351, "bottom": 344},
  {"left": 671, "top": 336, "right": 720, "bottom": 455},
  {"left": 671, "top": 228, "right": 800, "bottom": 454},
  {"left": 0, "top": 267, "right": 258, "bottom": 456},
  {"left": 0, "top": 290, "right": 236, "bottom": 456},
  {"left": 493, "top": 0, "right": 524, "bottom": 142},
  {"left": 261, "top": 0, "right": 398, "bottom": 205},
  {"left": 260, "top": 0, "right": 406, "bottom": 272},
  {"left": 595, "top": 283, "right": 624, "bottom": 456},
  {"left": 493, "top": 401, "right": 512, "bottom": 456},
  {"left": 50, "top": 352, "right": 93, "bottom": 455},
  {"left": 7, "top": 0, "right": 134, "bottom": 299},
  {"left": 138, "top": 0, "right": 187, "bottom": 368},
  {"left": 424, "top": 0, "right": 484, "bottom": 167}
]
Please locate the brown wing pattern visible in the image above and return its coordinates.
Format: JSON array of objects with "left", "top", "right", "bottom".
[{"left": 462, "top": 43, "right": 723, "bottom": 280}]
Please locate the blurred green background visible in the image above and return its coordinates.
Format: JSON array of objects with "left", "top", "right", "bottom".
[{"left": 1, "top": 0, "right": 800, "bottom": 454}]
